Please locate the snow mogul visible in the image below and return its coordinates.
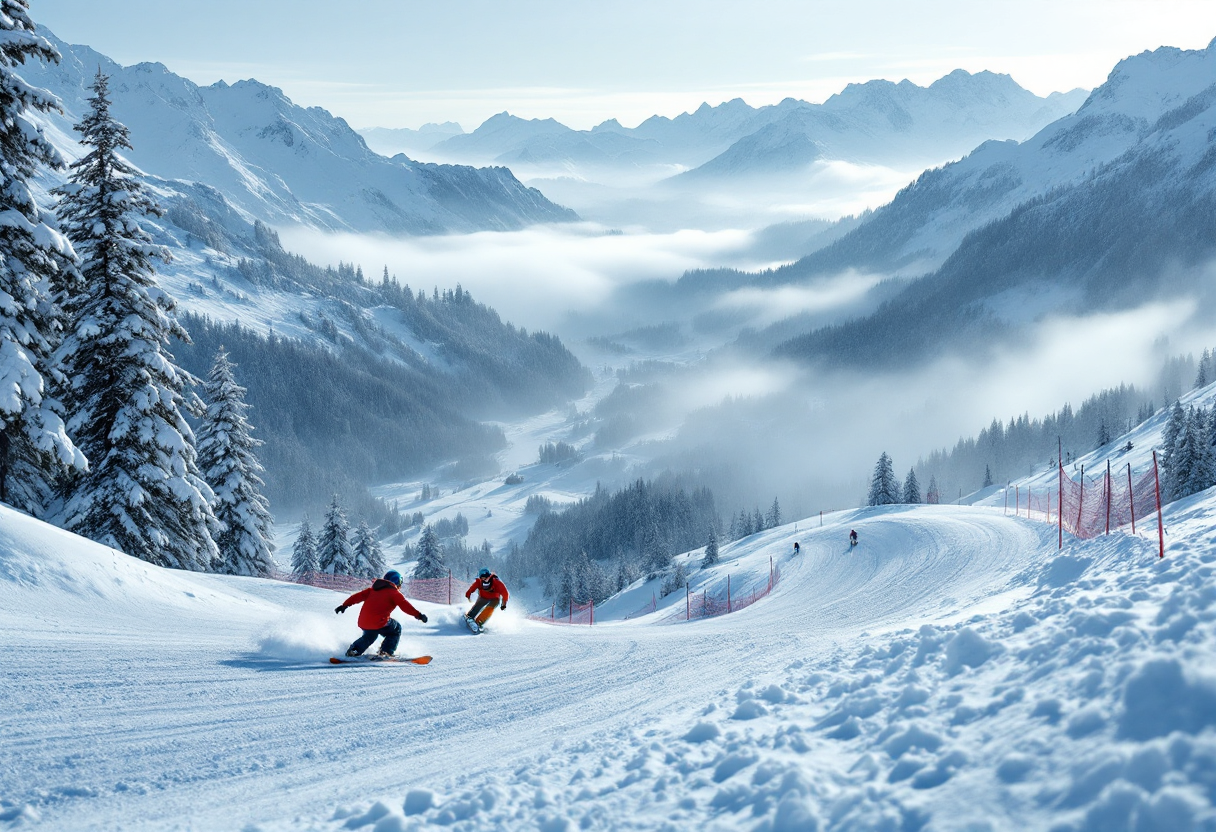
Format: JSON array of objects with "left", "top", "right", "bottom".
[
  {"left": 464, "top": 568, "right": 509, "bottom": 632},
  {"left": 334, "top": 570, "right": 428, "bottom": 657}
]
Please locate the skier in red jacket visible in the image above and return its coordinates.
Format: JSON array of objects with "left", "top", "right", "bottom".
[
  {"left": 465, "top": 568, "right": 509, "bottom": 628},
  {"left": 335, "top": 570, "right": 428, "bottom": 657}
]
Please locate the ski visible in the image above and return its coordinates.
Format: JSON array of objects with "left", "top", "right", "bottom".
[
  {"left": 329, "top": 655, "right": 433, "bottom": 665},
  {"left": 464, "top": 615, "right": 482, "bottom": 635}
]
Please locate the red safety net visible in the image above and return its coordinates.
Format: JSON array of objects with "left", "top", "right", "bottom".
[
  {"left": 1005, "top": 457, "right": 1164, "bottom": 556},
  {"left": 687, "top": 563, "right": 781, "bottom": 621},
  {"left": 269, "top": 570, "right": 456, "bottom": 603},
  {"left": 528, "top": 600, "right": 595, "bottom": 625}
]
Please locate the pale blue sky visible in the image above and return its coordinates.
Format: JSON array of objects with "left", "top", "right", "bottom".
[{"left": 31, "top": 0, "right": 1216, "bottom": 130}]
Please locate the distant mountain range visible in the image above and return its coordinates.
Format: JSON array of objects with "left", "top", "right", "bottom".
[
  {"left": 25, "top": 28, "right": 575, "bottom": 235},
  {"left": 755, "top": 38, "right": 1216, "bottom": 367},
  {"left": 365, "top": 73, "right": 1086, "bottom": 181}
]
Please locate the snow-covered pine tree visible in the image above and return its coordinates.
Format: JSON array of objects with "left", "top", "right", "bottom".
[
  {"left": 702, "top": 524, "right": 720, "bottom": 567},
  {"left": 766, "top": 497, "right": 781, "bottom": 529},
  {"left": 926, "top": 475, "right": 941, "bottom": 505},
  {"left": 1161, "top": 401, "right": 1187, "bottom": 500},
  {"left": 867, "top": 452, "right": 899, "bottom": 506},
  {"left": 1196, "top": 349, "right": 1211, "bottom": 390},
  {"left": 56, "top": 71, "right": 217, "bottom": 571},
  {"left": 1097, "top": 419, "right": 1111, "bottom": 449},
  {"left": 753, "top": 507, "right": 765, "bottom": 534},
  {"left": 197, "top": 347, "right": 273, "bottom": 576},
  {"left": 903, "top": 468, "right": 922, "bottom": 504},
  {"left": 413, "top": 523, "right": 445, "bottom": 579},
  {"left": 351, "top": 519, "right": 386, "bottom": 579},
  {"left": 317, "top": 495, "right": 353, "bottom": 575},
  {"left": 983, "top": 464, "right": 994, "bottom": 489},
  {"left": 0, "top": 2, "right": 86, "bottom": 515},
  {"left": 291, "top": 516, "right": 318, "bottom": 576}
]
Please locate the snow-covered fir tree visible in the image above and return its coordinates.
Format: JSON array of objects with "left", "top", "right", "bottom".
[
  {"left": 1196, "top": 349, "right": 1211, "bottom": 390},
  {"left": 925, "top": 475, "right": 941, "bottom": 505},
  {"left": 413, "top": 523, "right": 445, "bottom": 579},
  {"left": 0, "top": 2, "right": 86, "bottom": 516},
  {"left": 1161, "top": 401, "right": 1187, "bottom": 500},
  {"left": 351, "top": 519, "right": 386, "bottom": 579},
  {"left": 903, "top": 468, "right": 922, "bottom": 504},
  {"left": 56, "top": 71, "right": 218, "bottom": 571},
  {"left": 702, "top": 525, "right": 720, "bottom": 567},
  {"left": 291, "top": 516, "right": 318, "bottom": 576},
  {"left": 765, "top": 497, "right": 781, "bottom": 529},
  {"left": 317, "top": 495, "right": 353, "bottom": 575},
  {"left": 867, "top": 452, "right": 900, "bottom": 506},
  {"left": 197, "top": 347, "right": 273, "bottom": 576},
  {"left": 983, "top": 464, "right": 994, "bottom": 488},
  {"left": 1097, "top": 418, "right": 1112, "bottom": 449}
]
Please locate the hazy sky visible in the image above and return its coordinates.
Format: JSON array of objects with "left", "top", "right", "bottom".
[{"left": 33, "top": 1, "right": 1216, "bottom": 130}]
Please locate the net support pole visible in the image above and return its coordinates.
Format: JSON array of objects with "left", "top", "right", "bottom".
[
  {"left": 1015, "top": 485, "right": 1019, "bottom": 517},
  {"left": 1076, "top": 464, "right": 1085, "bottom": 534},
  {"left": 1127, "top": 462, "right": 1136, "bottom": 535},
  {"left": 1153, "top": 450, "right": 1164, "bottom": 559},
  {"left": 1105, "top": 461, "right": 1112, "bottom": 535},
  {"left": 448, "top": 569, "right": 452, "bottom": 605},
  {"left": 1057, "top": 459, "right": 1064, "bottom": 549},
  {"left": 727, "top": 575, "right": 732, "bottom": 613},
  {"left": 590, "top": 599, "right": 594, "bottom": 626},
  {"left": 1028, "top": 485, "right": 1032, "bottom": 519},
  {"left": 686, "top": 583, "right": 690, "bottom": 620}
]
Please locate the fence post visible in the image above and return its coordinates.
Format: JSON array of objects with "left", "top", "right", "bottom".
[
  {"left": 686, "top": 584, "right": 690, "bottom": 620},
  {"left": 448, "top": 569, "right": 452, "bottom": 605},
  {"left": 769, "top": 556, "right": 774, "bottom": 591},
  {"left": 727, "top": 575, "right": 732, "bottom": 613},
  {"left": 1058, "top": 459, "right": 1063, "bottom": 549},
  {"left": 1004, "top": 485, "right": 1008, "bottom": 515},
  {"left": 590, "top": 599, "right": 594, "bottom": 626},
  {"left": 1153, "top": 450, "right": 1164, "bottom": 559},
  {"left": 1027, "top": 485, "right": 1031, "bottom": 518},
  {"left": 569, "top": 600, "right": 573, "bottom": 624},
  {"left": 1127, "top": 462, "right": 1136, "bottom": 535},
  {"left": 1105, "top": 461, "right": 1112, "bottom": 536},
  {"left": 1075, "top": 464, "right": 1085, "bottom": 535}
]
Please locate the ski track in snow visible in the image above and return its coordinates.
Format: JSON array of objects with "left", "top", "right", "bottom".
[{"left": 5, "top": 485, "right": 1216, "bottom": 831}]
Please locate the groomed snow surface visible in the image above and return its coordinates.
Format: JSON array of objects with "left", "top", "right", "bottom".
[{"left": 3, "top": 476, "right": 1216, "bottom": 832}]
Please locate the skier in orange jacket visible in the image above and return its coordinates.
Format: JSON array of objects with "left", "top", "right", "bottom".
[
  {"left": 465, "top": 568, "right": 509, "bottom": 627},
  {"left": 335, "top": 570, "right": 428, "bottom": 657}
]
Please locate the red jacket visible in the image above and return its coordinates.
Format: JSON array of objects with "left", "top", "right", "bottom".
[
  {"left": 343, "top": 579, "right": 423, "bottom": 630},
  {"left": 466, "top": 574, "right": 509, "bottom": 603}
]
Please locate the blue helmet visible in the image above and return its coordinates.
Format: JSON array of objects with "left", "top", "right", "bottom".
[
  {"left": 384, "top": 570, "right": 403, "bottom": 587},
  {"left": 478, "top": 568, "right": 491, "bottom": 579}
]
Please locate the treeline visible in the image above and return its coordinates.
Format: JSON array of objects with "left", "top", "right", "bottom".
[
  {"left": 911, "top": 351, "right": 1214, "bottom": 500},
  {"left": 512, "top": 476, "right": 719, "bottom": 608},
  {"left": 235, "top": 223, "right": 590, "bottom": 416},
  {"left": 173, "top": 315, "right": 505, "bottom": 517}
]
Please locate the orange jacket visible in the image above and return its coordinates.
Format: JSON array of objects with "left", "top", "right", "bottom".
[
  {"left": 466, "top": 574, "right": 509, "bottom": 603},
  {"left": 343, "top": 579, "right": 423, "bottom": 630}
]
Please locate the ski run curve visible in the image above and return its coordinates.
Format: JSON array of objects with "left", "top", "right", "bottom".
[{"left": 3, "top": 487, "right": 1216, "bottom": 831}]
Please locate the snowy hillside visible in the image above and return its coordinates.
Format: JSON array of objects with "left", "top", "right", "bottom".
[
  {"left": 22, "top": 27, "right": 575, "bottom": 235},
  {"left": 774, "top": 37, "right": 1216, "bottom": 281},
  {"left": 4, "top": 393, "right": 1216, "bottom": 829}
]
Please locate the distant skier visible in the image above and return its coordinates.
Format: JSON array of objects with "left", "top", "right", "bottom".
[
  {"left": 793, "top": 541, "right": 800, "bottom": 555},
  {"left": 335, "top": 570, "right": 428, "bottom": 657},
  {"left": 849, "top": 529, "right": 858, "bottom": 547},
  {"left": 465, "top": 568, "right": 509, "bottom": 629}
]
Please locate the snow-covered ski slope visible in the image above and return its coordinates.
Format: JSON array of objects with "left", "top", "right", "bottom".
[{"left": 5, "top": 465, "right": 1216, "bottom": 830}]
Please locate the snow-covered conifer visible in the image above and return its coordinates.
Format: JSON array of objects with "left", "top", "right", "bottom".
[
  {"left": 0, "top": 2, "right": 86, "bottom": 514},
  {"left": 317, "top": 495, "right": 353, "bottom": 575},
  {"left": 1161, "top": 400, "right": 1187, "bottom": 500},
  {"left": 291, "top": 516, "right": 318, "bottom": 576},
  {"left": 413, "top": 523, "right": 445, "bottom": 579},
  {"left": 57, "top": 71, "right": 217, "bottom": 570},
  {"left": 765, "top": 497, "right": 781, "bottom": 529},
  {"left": 197, "top": 347, "right": 273, "bottom": 576},
  {"left": 926, "top": 475, "right": 941, "bottom": 505},
  {"left": 983, "top": 464, "right": 994, "bottom": 489},
  {"left": 1096, "top": 419, "right": 1111, "bottom": 448},
  {"left": 1196, "top": 349, "right": 1210, "bottom": 390},
  {"left": 351, "top": 519, "right": 386, "bottom": 579},
  {"left": 903, "top": 469, "right": 922, "bottom": 504},
  {"left": 702, "top": 525, "right": 720, "bottom": 567},
  {"left": 867, "top": 452, "right": 900, "bottom": 506}
]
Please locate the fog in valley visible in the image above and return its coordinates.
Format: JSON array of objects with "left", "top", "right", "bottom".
[{"left": 277, "top": 168, "right": 1216, "bottom": 520}]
